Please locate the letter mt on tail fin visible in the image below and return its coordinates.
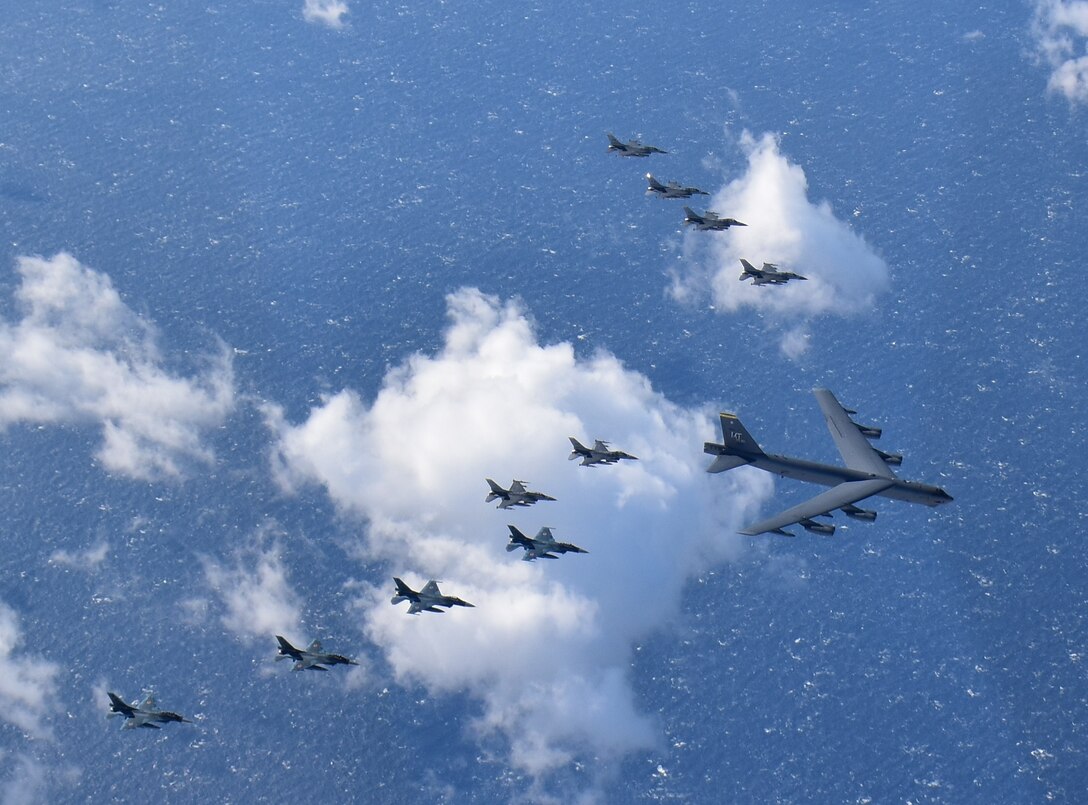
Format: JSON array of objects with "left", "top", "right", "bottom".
[{"left": 704, "top": 412, "right": 764, "bottom": 473}]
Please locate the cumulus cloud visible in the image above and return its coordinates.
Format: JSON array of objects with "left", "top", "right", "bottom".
[
  {"left": 0, "top": 253, "right": 235, "bottom": 480},
  {"left": 203, "top": 528, "right": 304, "bottom": 644},
  {"left": 669, "top": 131, "right": 889, "bottom": 357},
  {"left": 0, "top": 754, "right": 48, "bottom": 805},
  {"left": 47, "top": 542, "right": 109, "bottom": 571},
  {"left": 266, "top": 288, "right": 772, "bottom": 778},
  {"left": 1032, "top": 1, "right": 1088, "bottom": 103},
  {"left": 302, "top": 0, "right": 349, "bottom": 29},
  {"left": 0, "top": 602, "right": 60, "bottom": 739}
]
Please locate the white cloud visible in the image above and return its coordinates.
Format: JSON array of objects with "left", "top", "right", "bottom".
[
  {"left": 48, "top": 542, "right": 109, "bottom": 571},
  {"left": 669, "top": 131, "right": 890, "bottom": 357},
  {"left": 203, "top": 528, "right": 304, "bottom": 644},
  {"left": 0, "top": 754, "right": 48, "bottom": 805},
  {"left": 1032, "top": 1, "right": 1088, "bottom": 103},
  {"left": 0, "top": 603, "right": 60, "bottom": 740},
  {"left": 303, "top": 0, "right": 349, "bottom": 29},
  {"left": 267, "top": 288, "right": 772, "bottom": 777},
  {"left": 0, "top": 253, "right": 235, "bottom": 480}
]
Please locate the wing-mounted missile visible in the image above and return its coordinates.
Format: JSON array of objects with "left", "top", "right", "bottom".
[{"left": 841, "top": 504, "right": 877, "bottom": 522}]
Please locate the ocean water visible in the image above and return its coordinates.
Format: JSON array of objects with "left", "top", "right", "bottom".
[{"left": 0, "top": 1, "right": 1085, "bottom": 801}]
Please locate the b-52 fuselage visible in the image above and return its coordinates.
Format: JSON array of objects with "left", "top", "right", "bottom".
[
  {"left": 506, "top": 525, "right": 588, "bottom": 561},
  {"left": 704, "top": 388, "right": 952, "bottom": 536},
  {"left": 485, "top": 478, "right": 556, "bottom": 509},
  {"left": 275, "top": 635, "right": 358, "bottom": 671},
  {"left": 107, "top": 691, "right": 190, "bottom": 730},
  {"left": 683, "top": 207, "right": 747, "bottom": 231},
  {"left": 739, "top": 258, "right": 807, "bottom": 286},
  {"left": 607, "top": 132, "right": 666, "bottom": 157},
  {"left": 391, "top": 578, "right": 475, "bottom": 614},
  {"left": 645, "top": 173, "right": 708, "bottom": 199},
  {"left": 568, "top": 437, "right": 638, "bottom": 466}
]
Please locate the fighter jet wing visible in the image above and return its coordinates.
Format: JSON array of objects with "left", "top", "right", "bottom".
[
  {"left": 739, "top": 478, "right": 893, "bottom": 536},
  {"left": 813, "top": 388, "right": 896, "bottom": 479}
]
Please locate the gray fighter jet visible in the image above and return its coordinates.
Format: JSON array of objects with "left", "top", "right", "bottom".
[
  {"left": 607, "top": 132, "right": 666, "bottom": 157},
  {"left": 107, "top": 691, "right": 190, "bottom": 730},
  {"left": 391, "top": 578, "right": 475, "bottom": 614},
  {"left": 683, "top": 207, "right": 747, "bottom": 231},
  {"left": 645, "top": 173, "right": 708, "bottom": 199},
  {"left": 568, "top": 437, "right": 638, "bottom": 466},
  {"left": 485, "top": 478, "right": 557, "bottom": 509},
  {"left": 704, "top": 388, "right": 952, "bottom": 536},
  {"left": 739, "top": 258, "right": 807, "bottom": 286},
  {"left": 274, "top": 635, "right": 358, "bottom": 672},
  {"left": 506, "top": 525, "right": 588, "bottom": 561}
]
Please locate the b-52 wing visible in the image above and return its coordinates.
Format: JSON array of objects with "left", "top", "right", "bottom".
[
  {"left": 813, "top": 388, "right": 895, "bottom": 479},
  {"left": 738, "top": 478, "right": 893, "bottom": 536}
]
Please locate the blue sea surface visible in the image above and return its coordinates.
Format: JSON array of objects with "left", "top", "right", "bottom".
[{"left": 0, "top": 1, "right": 1085, "bottom": 801}]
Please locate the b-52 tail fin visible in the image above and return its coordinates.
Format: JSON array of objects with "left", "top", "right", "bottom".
[{"left": 704, "top": 412, "right": 764, "bottom": 473}]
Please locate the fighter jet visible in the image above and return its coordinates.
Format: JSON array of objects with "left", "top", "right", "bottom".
[
  {"left": 506, "top": 525, "right": 588, "bottom": 561},
  {"left": 568, "top": 437, "right": 638, "bottom": 466},
  {"left": 391, "top": 578, "right": 475, "bottom": 614},
  {"left": 107, "top": 691, "right": 190, "bottom": 730},
  {"left": 739, "top": 258, "right": 807, "bottom": 286},
  {"left": 274, "top": 635, "right": 358, "bottom": 672},
  {"left": 682, "top": 207, "right": 747, "bottom": 231},
  {"left": 645, "top": 173, "right": 708, "bottom": 199},
  {"left": 704, "top": 388, "right": 952, "bottom": 536},
  {"left": 606, "top": 132, "right": 666, "bottom": 157},
  {"left": 485, "top": 478, "right": 556, "bottom": 509}
]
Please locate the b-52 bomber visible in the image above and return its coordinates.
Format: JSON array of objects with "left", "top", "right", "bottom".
[
  {"left": 485, "top": 478, "right": 556, "bottom": 509},
  {"left": 607, "top": 132, "right": 666, "bottom": 157},
  {"left": 506, "top": 525, "right": 588, "bottom": 561},
  {"left": 568, "top": 437, "right": 638, "bottom": 466},
  {"left": 683, "top": 207, "right": 747, "bottom": 231},
  {"left": 739, "top": 258, "right": 807, "bottom": 286},
  {"left": 107, "top": 691, "right": 190, "bottom": 730},
  {"left": 704, "top": 388, "right": 952, "bottom": 536},
  {"left": 275, "top": 635, "right": 358, "bottom": 671},
  {"left": 391, "top": 578, "right": 475, "bottom": 614},
  {"left": 645, "top": 173, "right": 708, "bottom": 199}
]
